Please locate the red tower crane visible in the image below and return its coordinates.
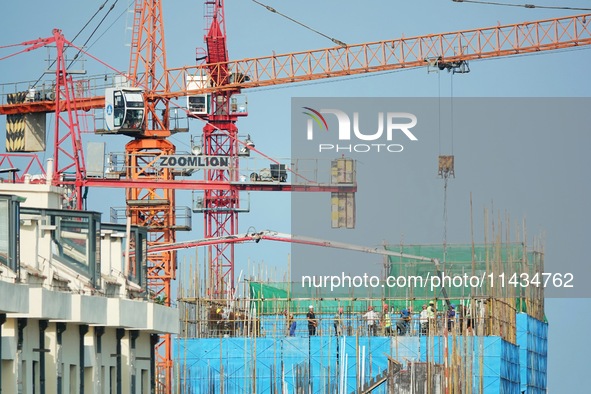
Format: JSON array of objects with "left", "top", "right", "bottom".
[
  {"left": 201, "top": 0, "right": 243, "bottom": 298},
  {"left": 1, "top": 7, "right": 590, "bottom": 393},
  {"left": 1, "top": 30, "right": 88, "bottom": 209}
]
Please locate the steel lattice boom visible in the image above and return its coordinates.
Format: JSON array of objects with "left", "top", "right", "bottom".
[{"left": 2, "top": 13, "right": 590, "bottom": 115}]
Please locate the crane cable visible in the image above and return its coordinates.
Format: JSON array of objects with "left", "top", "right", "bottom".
[
  {"left": 29, "top": 0, "right": 115, "bottom": 88},
  {"left": 438, "top": 70, "right": 442, "bottom": 156},
  {"left": 444, "top": 73, "right": 457, "bottom": 265},
  {"left": 442, "top": 72, "right": 449, "bottom": 265},
  {"left": 69, "top": 0, "right": 113, "bottom": 46},
  {"left": 438, "top": 71, "right": 457, "bottom": 266},
  {"left": 451, "top": 73, "right": 455, "bottom": 157},
  {"left": 68, "top": 0, "right": 120, "bottom": 68},
  {"left": 251, "top": 0, "right": 347, "bottom": 47},
  {"left": 443, "top": 173, "right": 449, "bottom": 264},
  {"left": 451, "top": 0, "right": 591, "bottom": 11},
  {"left": 87, "top": 2, "right": 134, "bottom": 51}
]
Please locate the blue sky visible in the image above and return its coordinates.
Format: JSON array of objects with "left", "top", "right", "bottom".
[{"left": 1, "top": 1, "right": 590, "bottom": 392}]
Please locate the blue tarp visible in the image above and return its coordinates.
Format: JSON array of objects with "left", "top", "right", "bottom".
[
  {"left": 418, "top": 336, "right": 520, "bottom": 393},
  {"left": 516, "top": 313, "right": 548, "bottom": 394},
  {"left": 176, "top": 334, "right": 527, "bottom": 393},
  {"left": 175, "top": 335, "right": 418, "bottom": 394}
]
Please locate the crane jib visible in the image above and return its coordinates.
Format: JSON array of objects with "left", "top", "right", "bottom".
[{"left": 157, "top": 155, "right": 229, "bottom": 169}]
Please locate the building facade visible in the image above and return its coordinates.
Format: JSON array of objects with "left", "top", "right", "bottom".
[{"left": 0, "top": 182, "right": 178, "bottom": 394}]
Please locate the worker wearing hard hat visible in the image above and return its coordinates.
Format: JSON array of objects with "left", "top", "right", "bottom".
[
  {"left": 427, "top": 301, "right": 436, "bottom": 334},
  {"left": 447, "top": 304, "right": 456, "bottom": 331},
  {"left": 307, "top": 305, "right": 317, "bottom": 336},
  {"left": 363, "top": 306, "right": 379, "bottom": 336},
  {"left": 334, "top": 307, "right": 344, "bottom": 336}
]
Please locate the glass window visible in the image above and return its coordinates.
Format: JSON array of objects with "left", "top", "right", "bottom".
[
  {"left": 114, "top": 108, "right": 124, "bottom": 128},
  {"left": 45, "top": 210, "right": 100, "bottom": 286},
  {"left": 0, "top": 200, "right": 9, "bottom": 266},
  {"left": 189, "top": 95, "right": 207, "bottom": 113},
  {"left": 125, "top": 92, "right": 143, "bottom": 104},
  {"left": 113, "top": 91, "right": 124, "bottom": 108},
  {"left": 0, "top": 195, "right": 20, "bottom": 274},
  {"left": 123, "top": 109, "right": 143, "bottom": 129},
  {"left": 102, "top": 223, "right": 146, "bottom": 289}
]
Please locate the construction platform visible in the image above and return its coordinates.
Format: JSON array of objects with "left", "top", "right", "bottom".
[{"left": 174, "top": 243, "right": 547, "bottom": 393}]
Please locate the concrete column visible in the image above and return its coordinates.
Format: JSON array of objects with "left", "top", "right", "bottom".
[
  {"left": 116, "top": 328, "right": 125, "bottom": 394},
  {"left": 0, "top": 313, "right": 5, "bottom": 394},
  {"left": 16, "top": 318, "right": 27, "bottom": 394},
  {"left": 94, "top": 327, "right": 105, "bottom": 394},
  {"left": 150, "top": 334, "right": 159, "bottom": 394},
  {"left": 79, "top": 325, "right": 89, "bottom": 394},
  {"left": 130, "top": 331, "right": 139, "bottom": 394},
  {"left": 55, "top": 323, "right": 66, "bottom": 394},
  {"left": 37, "top": 320, "right": 48, "bottom": 394}
]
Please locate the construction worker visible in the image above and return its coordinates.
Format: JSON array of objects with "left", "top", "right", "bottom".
[
  {"left": 419, "top": 304, "right": 428, "bottom": 335},
  {"left": 363, "top": 306, "right": 379, "bottom": 336},
  {"left": 288, "top": 314, "right": 297, "bottom": 336},
  {"left": 427, "top": 301, "right": 437, "bottom": 334},
  {"left": 396, "top": 308, "right": 411, "bottom": 336},
  {"left": 307, "top": 305, "right": 317, "bottom": 336},
  {"left": 334, "top": 307, "right": 344, "bottom": 336},
  {"left": 283, "top": 310, "right": 296, "bottom": 336},
  {"left": 447, "top": 304, "right": 456, "bottom": 332},
  {"left": 383, "top": 309, "right": 393, "bottom": 336}
]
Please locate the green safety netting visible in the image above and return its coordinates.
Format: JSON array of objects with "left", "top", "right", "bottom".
[
  {"left": 385, "top": 244, "right": 542, "bottom": 300},
  {"left": 248, "top": 244, "right": 544, "bottom": 315},
  {"left": 248, "top": 281, "right": 392, "bottom": 314}
]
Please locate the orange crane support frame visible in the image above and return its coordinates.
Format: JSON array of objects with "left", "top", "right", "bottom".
[{"left": 1, "top": 13, "right": 589, "bottom": 115}]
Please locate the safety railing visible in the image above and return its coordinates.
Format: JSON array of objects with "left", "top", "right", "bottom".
[{"left": 178, "top": 303, "right": 516, "bottom": 341}]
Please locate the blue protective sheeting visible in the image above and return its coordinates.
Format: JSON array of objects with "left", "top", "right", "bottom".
[
  {"left": 502, "top": 339, "right": 521, "bottom": 393},
  {"left": 516, "top": 313, "right": 548, "bottom": 394},
  {"left": 176, "top": 333, "right": 531, "bottom": 393},
  {"left": 419, "top": 336, "right": 520, "bottom": 393},
  {"left": 175, "top": 335, "right": 419, "bottom": 394}
]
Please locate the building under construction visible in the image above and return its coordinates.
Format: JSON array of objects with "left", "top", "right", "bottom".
[
  {"left": 175, "top": 239, "right": 547, "bottom": 393},
  {"left": 1, "top": 1, "right": 586, "bottom": 393}
]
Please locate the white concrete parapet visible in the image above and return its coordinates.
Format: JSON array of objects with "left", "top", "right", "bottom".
[{"left": 0, "top": 281, "right": 28, "bottom": 314}]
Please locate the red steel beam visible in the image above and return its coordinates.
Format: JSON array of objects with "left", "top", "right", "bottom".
[
  {"left": 83, "top": 178, "right": 356, "bottom": 192},
  {"left": 2, "top": 14, "right": 590, "bottom": 115},
  {"left": 0, "top": 96, "right": 106, "bottom": 115},
  {"left": 164, "top": 13, "right": 591, "bottom": 96}
]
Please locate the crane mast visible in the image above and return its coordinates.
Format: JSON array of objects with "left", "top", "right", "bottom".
[
  {"left": 3, "top": 30, "right": 88, "bottom": 209},
  {"left": 202, "top": 0, "right": 242, "bottom": 297},
  {"left": 126, "top": 1, "right": 175, "bottom": 391},
  {"left": 50, "top": 30, "right": 87, "bottom": 210}
]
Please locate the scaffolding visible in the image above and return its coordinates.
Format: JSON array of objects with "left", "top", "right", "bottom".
[
  {"left": 172, "top": 325, "right": 534, "bottom": 393},
  {"left": 175, "top": 224, "right": 547, "bottom": 393}
]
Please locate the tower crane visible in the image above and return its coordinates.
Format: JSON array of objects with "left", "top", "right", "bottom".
[
  {"left": 200, "top": 1, "right": 243, "bottom": 301},
  {"left": 0, "top": 3, "right": 590, "bottom": 391}
]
